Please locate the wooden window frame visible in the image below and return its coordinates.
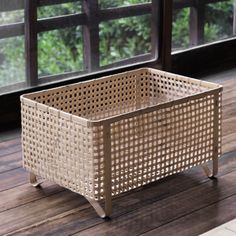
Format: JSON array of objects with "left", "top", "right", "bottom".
[
  {"left": 0, "top": 0, "right": 162, "bottom": 94},
  {"left": 172, "top": 0, "right": 236, "bottom": 75},
  {"left": 1, "top": 0, "right": 236, "bottom": 129}
]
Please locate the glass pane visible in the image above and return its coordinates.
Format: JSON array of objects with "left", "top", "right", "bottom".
[
  {"left": 38, "top": 27, "right": 83, "bottom": 77},
  {"left": 99, "top": 15, "right": 152, "bottom": 66},
  {"left": 0, "top": 36, "right": 25, "bottom": 87},
  {"left": 38, "top": 2, "right": 81, "bottom": 19},
  {"left": 99, "top": 0, "right": 151, "bottom": 9},
  {"left": 0, "top": 10, "right": 24, "bottom": 25},
  {"left": 172, "top": 8, "right": 190, "bottom": 51},
  {"left": 172, "top": 1, "right": 235, "bottom": 52},
  {"left": 205, "top": 1, "right": 234, "bottom": 43}
]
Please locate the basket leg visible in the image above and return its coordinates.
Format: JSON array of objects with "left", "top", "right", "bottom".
[
  {"left": 202, "top": 158, "right": 218, "bottom": 179},
  {"left": 85, "top": 197, "right": 112, "bottom": 219},
  {"left": 105, "top": 194, "right": 112, "bottom": 218},
  {"left": 29, "top": 172, "right": 41, "bottom": 187}
]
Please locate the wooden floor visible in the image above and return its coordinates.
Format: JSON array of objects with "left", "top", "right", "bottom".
[
  {"left": 1, "top": 69, "right": 236, "bottom": 236},
  {"left": 200, "top": 218, "right": 236, "bottom": 235}
]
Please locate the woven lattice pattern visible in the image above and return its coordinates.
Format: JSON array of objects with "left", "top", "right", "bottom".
[
  {"left": 110, "top": 94, "right": 217, "bottom": 195},
  {"left": 21, "top": 68, "right": 222, "bottom": 200},
  {"left": 21, "top": 104, "right": 102, "bottom": 199}
]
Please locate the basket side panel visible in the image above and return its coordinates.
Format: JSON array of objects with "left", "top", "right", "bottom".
[
  {"left": 26, "top": 71, "right": 139, "bottom": 121},
  {"left": 137, "top": 69, "right": 212, "bottom": 109},
  {"left": 110, "top": 92, "right": 220, "bottom": 196},
  {"left": 139, "top": 69, "right": 213, "bottom": 104},
  {"left": 21, "top": 102, "right": 97, "bottom": 199}
]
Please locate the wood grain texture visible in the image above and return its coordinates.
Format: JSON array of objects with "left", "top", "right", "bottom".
[
  {"left": 0, "top": 138, "right": 21, "bottom": 157},
  {"left": 0, "top": 168, "right": 27, "bottom": 192},
  {"left": 221, "top": 79, "right": 236, "bottom": 154},
  {"left": 75, "top": 171, "right": 236, "bottom": 236},
  {"left": 142, "top": 195, "right": 236, "bottom": 236},
  {"left": 3, "top": 153, "right": 236, "bottom": 236},
  {"left": 0, "top": 151, "right": 22, "bottom": 173},
  {"left": 0, "top": 191, "right": 88, "bottom": 235},
  {"left": 0, "top": 182, "right": 64, "bottom": 212}
]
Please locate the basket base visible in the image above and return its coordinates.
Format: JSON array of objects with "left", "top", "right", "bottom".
[
  {"left": 28, "top": 160, "right": 217, "bottom": 218},
  {"left": 28, "top": 172, "right": 112, "bottom": 218}
]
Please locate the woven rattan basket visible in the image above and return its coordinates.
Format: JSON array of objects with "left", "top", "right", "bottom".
[{"left": 21, "top": 68, "right": 222, "bottom": 218}]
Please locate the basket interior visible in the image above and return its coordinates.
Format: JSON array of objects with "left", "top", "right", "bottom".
[{"left": 25, "top": 68, "right": 214, "bottom": 121}]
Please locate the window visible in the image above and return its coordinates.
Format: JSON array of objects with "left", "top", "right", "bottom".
[
  {"left": 0, "top": 0, "right": 159, "bottom": 94},
  {"left": 172, "top": 0, "right": 235, "bottom": 52},
  {"left": 1, "top": 0, "right": 236, "bottom": 95},
  {"left": 0, "top": 1, "right": 25, "bottom": 89}
]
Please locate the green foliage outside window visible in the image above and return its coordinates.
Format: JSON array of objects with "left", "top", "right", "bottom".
[
  {"left": 172, "top": 1, "right": 234, "bottom": 51},
  {"left": 0, "top": 1, "right": 235, "bottom": 87}
]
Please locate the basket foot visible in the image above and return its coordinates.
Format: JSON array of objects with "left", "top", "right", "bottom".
[
  {"left": 85, "top": 197, "right": 112, "bottom": 219},
  {"left": 29, "top": 172, "right": 42, "bottom": 187},
  {"left": 202, "top": 163, "right": 218, "bottom": 179}
]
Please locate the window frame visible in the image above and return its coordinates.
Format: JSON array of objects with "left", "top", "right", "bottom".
[
  {"left": 0, "top": 0, "right": 161, "bottom": 93},
  {"left": 1, "top": 0, "right": 236, "bottom": 129}
]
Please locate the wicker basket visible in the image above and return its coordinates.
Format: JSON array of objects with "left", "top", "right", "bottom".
[{"left": 21, "top": 68, "right": 222, "bottom": 218}]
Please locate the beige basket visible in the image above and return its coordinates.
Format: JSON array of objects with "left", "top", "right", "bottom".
[{"left": 21, "top": 68, "right": 222, "bottom": 218}]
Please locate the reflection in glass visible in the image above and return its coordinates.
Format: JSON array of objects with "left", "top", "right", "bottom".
[
  {"left": 172, "top": 1, "right": 234, "bottom": 52},
  {"left": 172, "top": 8, "right": 190, "bottom": 51},
  {"left": 205, "top": 1, "right": 234, "bottom": 43},
  {"left": 0, "top": 10, "right": 24, "bottom": 25},
  {"left": 0, "top": 36, "right": 25, "bottom": 87},
  {"left": 38, "top": 27, "right": 83, "bottom": 77},
  {"left": 99, "top": 15, "right": 151, "bottom": 66},
  {"left": 99, "top": 0, "right": 151, "bottom": 9},
  {"left": 38, "top": 2, "right": 81, "bottom": 19}
]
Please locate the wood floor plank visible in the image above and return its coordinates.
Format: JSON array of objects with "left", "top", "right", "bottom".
[
  {"left": 141, "top": 195, "right": 236, "bottom": 236},
  {"left": 204, "top": 69, "right": 236, "bottom": 84},
  {"left": 223, "top": 78, "right": 236, "bottom": 86},
  {"left": 0, "top": 151, "right": 22, "bottom": 173},
  {"left": 0, "top": 190, "right": 88, "bottom": 235},
  {"left": 0, "top": 168, "right": 27, "bottom": 192},
  {"left": 222, "top": 117, "right": 236, "bottom": 137},
  {"left": 1, "top": 171, "right": 209, "bottom": 236},
  {"left": 0, "top": 181, "right": 64, "bottom": 212},
  {"left": 0, "top": 129, "right": 21, "bottom": 143},
  {"left": 73, "top": 171, "right": 236, "bottom": 236},
  {"left": 9, "top": 154, "right": 236, "bottom": 236},
  {"left": 221, "top": 78, "right": 236, "bottom": 143},
  {"left": 222, "top": 133, "right": 236, "bottom": 154},
  {"left": 222, "top": 82, "right": 236, "bottom": 91},
  {"left": 0, "top": 138, "right": 21, "bottom": 157},
  {"left": 221, "top": 78, "right": 236, "bottom": 154},
  {"left": 222, "top": 91, "right": 236, "bottom": 106},
  {"left": 0, "top": 137, "right": 21, "bottom": 149},
  {"left": 222, "top": 102, "right": 236, "bottom": 119}
]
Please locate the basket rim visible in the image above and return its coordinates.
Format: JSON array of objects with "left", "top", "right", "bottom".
[{"left": 20, "top": 67, "right": 223, "bottom": 127}]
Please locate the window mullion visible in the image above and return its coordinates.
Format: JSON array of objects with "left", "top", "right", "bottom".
[
  {"left": 82, "top": 0, "right": 100, "bottom": 72},
  {"left": 190, "top": 1, "right": 205, "bottom": 46},
  {"left": 151, "top": 0, "right": 160, "bottom": 61},
  {"left": 25, "top": 0, "right": 38, "bottom": 86},
  {"left": 160, "top": 0, "right": 173, "bottom": 71}
]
